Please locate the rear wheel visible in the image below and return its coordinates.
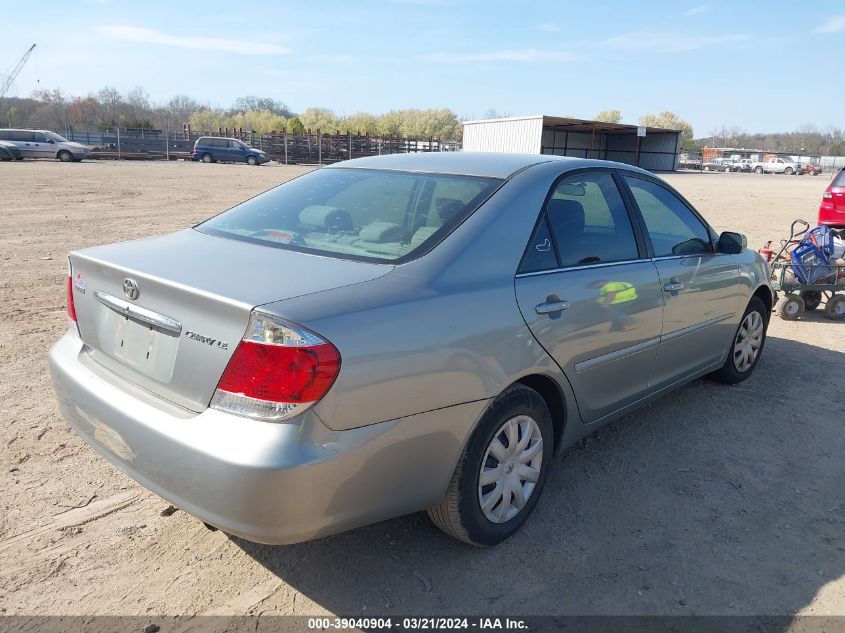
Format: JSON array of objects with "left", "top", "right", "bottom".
[
  {"left": 58, "top": 150, "right": 73, "bottom": 162},
  {"left": 704, "top": 166, "right": 711, "bottom": 171},
  {"left": 755, "top": 166, "right": 763, "bottom": 174},
  {"left": 201, "top": 153, "right": 213, "bottom": 163},
  {"left": 824, "top": 295, "right": 845, "bottom": 320},
  {"left": 724, "top": 166, "right": 731, "bottom": 172},
  {"left": 710, "top": 296, "right": 768, "bottom": 384},
  {"left": 800, "top": 290, "right": 822, "bottom": 311},
  {"left": 427, "top": 384, "right": 553, "bottom": 546},
  {"left": 776, "top": 293, "right": 805, "bottom": 320},
  {"left": 246, "top": 155, "right": 258, "bottom": 166}
]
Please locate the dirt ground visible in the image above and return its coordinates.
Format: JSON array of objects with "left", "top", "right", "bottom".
[{"left": 0, "top": 160, "right": 842, "bottom": 619}]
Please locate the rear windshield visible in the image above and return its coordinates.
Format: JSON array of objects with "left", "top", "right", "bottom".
[
  {"left": 196, "top": 167, "right": 502, "bottom": 262},
  {"left": 833, "top": 169, "right": 845, "bottom": 187}
]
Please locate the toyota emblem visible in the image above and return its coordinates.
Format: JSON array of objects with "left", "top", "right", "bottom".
[{"left": 123, "top": 278, "right": 140, "bottom": 301}]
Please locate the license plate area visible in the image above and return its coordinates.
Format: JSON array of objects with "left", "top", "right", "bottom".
[{"left": 101, "top": 309, "right": 180, "bottom": 382}]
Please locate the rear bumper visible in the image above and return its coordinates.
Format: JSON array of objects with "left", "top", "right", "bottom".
[{"left": 49, "top": 331, "right": 483, "bottom": 544}]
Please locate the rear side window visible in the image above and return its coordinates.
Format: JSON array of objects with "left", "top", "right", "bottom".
[
  {"left": 546, "top": 173, "right": 640, "bottom": 267},
  {"left": 9, "top": 130, "right": 33, "bottom": 141},
  {"left": 624, "top": 176, "right": 712, "bottom": 257},
  {"left": 833, "top": 169, "right": 845, "bottom": 187},
  {"left": 0, "top": 131, "right": 9, "bottom": 140},
  {"left": 197, "top": 168, "right": 501, "bottom": 262}
]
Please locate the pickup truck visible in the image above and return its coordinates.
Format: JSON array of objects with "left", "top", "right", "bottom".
[{"left": 754, "top": 157, "right": 800, "bottom": 175}]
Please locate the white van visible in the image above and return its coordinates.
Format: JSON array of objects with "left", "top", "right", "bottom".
[{"left": 0, "top": 129, "right": 91, "bottom": 162}]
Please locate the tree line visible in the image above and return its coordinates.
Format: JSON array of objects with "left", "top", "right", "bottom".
[
  {"left": 3, "top": 86, "right": 839, "bottom": 154},
  {"left": 0, "top": 86, "right": 463, "bottom": 140}
]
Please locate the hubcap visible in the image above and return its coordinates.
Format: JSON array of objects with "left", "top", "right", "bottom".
[
  {"left": 478, "top": 415, "right": 543, "bottom": 524},
  {"left": 733, "top": 311, "right": 764, "bottom": 372}
]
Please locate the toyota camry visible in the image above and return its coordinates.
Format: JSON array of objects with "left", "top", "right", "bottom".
[{"left": 49, "top": 152, "right": 773, "bottom": 546}]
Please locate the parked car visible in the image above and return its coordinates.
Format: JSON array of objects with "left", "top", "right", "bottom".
[
  {"left": 819, "top": 167, "right": 845, "bottom": 228},
  {"left": 192, "top": 136, "right": 269, "bottom": 165},
  {"left": 0, "top": 140, "right": 22, "bottom": 161},
  {"left": 754, "top": 157, "right": 800, "bottom": 175},
  {"left": 734, "top": 159, "right": 755, "bottom": 172},
  {"left": 703, "top": 158, "right": 734, "bottom": 172},
  {"left": 801, "top": 163, "right": 823, "bottom": 176},
  {"left": 0, "top": 129, "right": 91, "bottom": 161},
  {"left": 50, "top": 153, "right": 773, "bottom": 546}
]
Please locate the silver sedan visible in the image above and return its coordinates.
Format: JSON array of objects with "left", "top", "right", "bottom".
[{"left": 50, "top": 153, "right": 773, "bottom": 546}]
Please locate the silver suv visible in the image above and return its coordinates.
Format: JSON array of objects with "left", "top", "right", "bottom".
[{"left": 0, "top": 129, "right": 91, "bottom": 162}]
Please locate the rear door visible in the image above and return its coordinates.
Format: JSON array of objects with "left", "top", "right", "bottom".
[
  {"left": 515, "top": 170, "right": 664, "bottom": 423},
  {"left": 9, "top": 130, "right": 36, "bottom": 157},
  {"left": 620, "top": 174, "right": 741, "bottom": 389}
]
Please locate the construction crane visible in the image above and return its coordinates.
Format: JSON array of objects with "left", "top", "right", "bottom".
[{"left": 0, "top": 44, "right": 36, "bottom": 100}]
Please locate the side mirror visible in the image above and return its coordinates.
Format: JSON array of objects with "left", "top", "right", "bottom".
[{"left": 719, "top": 231, "right": 747, "bottom": 254}]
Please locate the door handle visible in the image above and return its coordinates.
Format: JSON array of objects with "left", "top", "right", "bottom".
[
  {"left": 535, "top": 300, "right": 571, "bottom": 315},
  {"left": 663, "top": 282, "right": 684, "bottom": 292}
]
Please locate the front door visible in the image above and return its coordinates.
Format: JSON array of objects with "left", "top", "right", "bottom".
[
  {"left": 621, "top": 175, "right": 741, "bottom": 389},
  {"left": 515, "top": 171, "right": 664, "bottom": 424}
]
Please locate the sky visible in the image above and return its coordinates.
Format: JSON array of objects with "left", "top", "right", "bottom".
[{"left": 1, "top": 0, "right": 844, "bottom": 135}]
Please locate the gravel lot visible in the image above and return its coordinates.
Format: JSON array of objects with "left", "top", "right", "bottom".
[{"left": 0, "top": 160, "right": 842, "bottom": 618}]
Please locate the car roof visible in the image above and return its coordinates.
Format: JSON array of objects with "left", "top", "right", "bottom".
[{"left": 328, "top": 152, "right": 654, "bottom": 179}]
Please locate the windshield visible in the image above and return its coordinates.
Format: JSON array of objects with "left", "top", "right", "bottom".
[
  {"left": 196, "top": 167, "right": 502, "bottom": 262},
  {"left": 46, "top": 131, "right": 68, "bottom": 142}
]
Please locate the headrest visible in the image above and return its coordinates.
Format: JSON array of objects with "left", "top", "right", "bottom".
[
  {"left": 357, "top": 221, "right": 404, "bottom": 243},
  {"left": 299, "top": 205, "right": 353, "bottom": 234},
  {"left": 435, "top": 197, "right": 464, "bottom": 223}
]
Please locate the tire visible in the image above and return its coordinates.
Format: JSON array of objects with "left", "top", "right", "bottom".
[
  {"left": 427, "top": 384, "right": 554, "bottom": 546},
  {"left": 755, "top": 166, "right": 763, "bottom": 174},
  {"left": 724, "top": 166, "right": 731, "bottom": 173},
  {"left": 784, "top": 167, "right": 793, "bottom": 175},
  {"left": 709, "top": 296, "right": 769, "bottom": 384},
  {"left": 824, "top": 295, "right": 845, "bottom": 320},
  {"left": 704, "top": 166, "right": 711, "bottom": 171},
  {"left": 201, "top": 153, "right": 214, "bottom": 163},
  {"left": 58, "top": 150, "right": 73, "bottom": 162},
  {"left": 246, "top": 155, "right": 258, "bottom": 166},
  {"left": 775, "top": 293, "right": 805, "bottom": 320},
  {"left": 800, "top": 290, "right": 822, "bottom": 311}
]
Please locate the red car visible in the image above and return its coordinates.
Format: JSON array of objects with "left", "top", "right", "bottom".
[
  {"left": 819, "top": 167, "right": 845, "bottom": 228},
  {"left": 802, "top": 163, "right": 823, "bottom": 176}
]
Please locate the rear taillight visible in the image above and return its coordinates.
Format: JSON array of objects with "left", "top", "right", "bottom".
[
  {"left": 210, "top": 311, "right": 341, "bottom": 422},
  {"left": 66, "top": 276, "right": 77, "bottom": 322},
  {"left": 823, "top": 191, "right": 832, "bottom": 199}
]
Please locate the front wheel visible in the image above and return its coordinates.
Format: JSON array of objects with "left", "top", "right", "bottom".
[
  {"left": 246, "top": 155, "right": 258, "bottom": 166},
  {"left": 784, "top": 167, "right": 794, "bottom": 175},
  {"left": 709, "top": 296, "right": 768, "bottom": 384},
  {"left": 755, "top": 166, "right": 763, "bottom": 174},
  {"left": 58, "top": 150, "right": 73, "bottom": 162},
  {"left": 776, "top": 293, "right": 805, "bottom": 320},
  {"left": 427, "top": 384, "right": 554, "bottom": 546}
]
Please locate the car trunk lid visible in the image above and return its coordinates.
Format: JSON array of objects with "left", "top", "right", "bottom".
[{"left": 69, "top": 229, "right": 392, "bottom": 412}]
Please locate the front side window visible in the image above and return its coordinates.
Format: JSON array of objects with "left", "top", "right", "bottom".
[
  {"left": 33, "top": 132, "right": 49, "bottom": 143},
  {"left": 623, "top": 176, "right": 712, "bottom": 257},
  {"left": 197, "top": 168, "right": 501, "bottom": 262},
  {"left": 546, "top": 173, "right": 640, "bottom": 267}
]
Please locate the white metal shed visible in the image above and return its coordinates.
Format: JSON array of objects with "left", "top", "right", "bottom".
[{"left": 462, "top": 115, "right": 682, "bottom": 171}]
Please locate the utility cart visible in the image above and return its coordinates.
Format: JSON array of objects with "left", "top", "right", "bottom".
[{"left": 764, "top": 220, "right": 845, "bottom": 320}]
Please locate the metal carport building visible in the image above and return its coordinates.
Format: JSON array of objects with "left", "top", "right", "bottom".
[{"left": 462, "top": 115, "right": 682, "bottom": 171}]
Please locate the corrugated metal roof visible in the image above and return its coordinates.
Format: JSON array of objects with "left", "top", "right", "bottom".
[{"left": 463, "top": 115, "right": 680, "bottom": 135}]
